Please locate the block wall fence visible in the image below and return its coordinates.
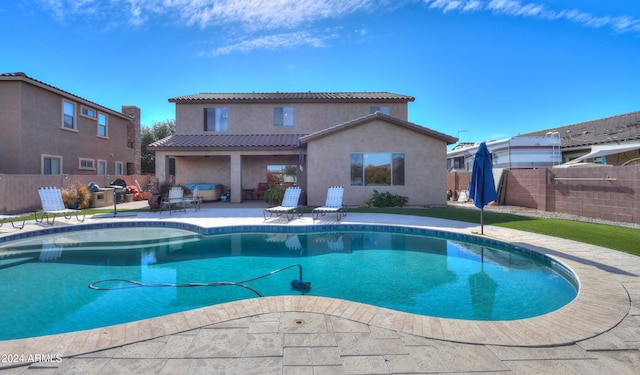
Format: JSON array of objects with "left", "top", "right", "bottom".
[
  {"left": 447, "top": 166, "right": 639, "bottom": 225},
  {"left": 0, "top": 174, "right": 151, "bottom": 214}
]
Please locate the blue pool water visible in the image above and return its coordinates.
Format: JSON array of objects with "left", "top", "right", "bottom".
[{"left": 0, "top": 224, "right": 577, "bottom": 340}]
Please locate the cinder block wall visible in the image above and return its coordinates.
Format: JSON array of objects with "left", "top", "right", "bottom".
[
  {"left": 545, "top": 166, "right": 638, "bottom": 224},
  {"left": 447, "top": 165, "right": 639, "bottom": 224}
]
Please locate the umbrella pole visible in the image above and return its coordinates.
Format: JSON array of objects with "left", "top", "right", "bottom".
[{"left": 480, "top": 207, "right": 484, "bottom": 235}]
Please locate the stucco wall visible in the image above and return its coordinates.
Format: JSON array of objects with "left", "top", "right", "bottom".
[
  {"left": 174, "top": 156, "right": 230, "bottom": 187},
  {"left": 0, "top": 80, "right": 137, "bottom": 176},
  {"left": 0, "top": 82, "right": 23, "bottom": 174},
  {"left": 175, "top": 102, "right": 408, "bottom": 135},
  {"left": 305, "top": 119, "right": 449, "bottom": 207}
]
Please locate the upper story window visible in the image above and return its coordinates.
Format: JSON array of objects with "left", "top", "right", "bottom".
[
  {"left": 370, "top": 106, "right": 390, "bottom": 115},
  {"left": 81, "top": 106, "right": 96, "bottom": 118},
  {"left": 350, "top": 152, "right": 405, "bottom": 186},
  {"left": 274, "top": 107, "right": 294, "bottom": 127},
  {"left": 63, "top": 100, "right": 76, "bottom": 130},
  {"left": 204, "top": 107, "right": 228, "bottom": 132},
  {"left": 98, "top": 113, "right": 108, "bottom": 137},
  {"left": 42, "top": 154, "right": 62, "bottom": 175}
]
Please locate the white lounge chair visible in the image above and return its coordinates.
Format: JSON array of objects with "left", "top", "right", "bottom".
[
  {"left": 264, "top": 186, "right": 303, "bottom": 221},
  {"left": 312, "top": 186, "right": 347, "bottom": 222},
  {"left": 186, "top": 187, "right": 202, "bottom": 211},
  {"left": 160, "top": 187, "right": 187, "bottom": 214},
  {"left": 36, "top": 187, "right": 86, "bottom": 225},
  {"left": 0, "top": 214, "right": 26, "bottom": 229}
]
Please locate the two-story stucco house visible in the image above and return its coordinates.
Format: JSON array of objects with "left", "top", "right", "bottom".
[
  {"left": 149, "top": 92, "right": 457, "bottom": 207},
  {"left": 0, "top": 72, "right": 141, "bottom": 176}
]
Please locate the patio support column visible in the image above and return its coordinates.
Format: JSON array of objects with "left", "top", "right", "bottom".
[
  {"left": 155, "top": 153, "right": 168, "bottom": 182},
  {"left": 230, "top": 153, "right": 241, "bottom": 203}
]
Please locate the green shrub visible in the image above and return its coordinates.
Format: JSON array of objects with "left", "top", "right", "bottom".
[
  {"left": 264, "top": 187, "right": 285, "bottom": 206},
  {"left": 364, "top": 190, "right": 409, "bottom": 208}
]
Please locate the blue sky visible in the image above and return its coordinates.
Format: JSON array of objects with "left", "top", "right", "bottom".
[{"left": 2, "top": 1, "right": 639, "bottom": 144}]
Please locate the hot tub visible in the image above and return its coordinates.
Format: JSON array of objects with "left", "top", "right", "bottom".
[{"left": 185, "top": 184, "right": 222, "bottom": 202}]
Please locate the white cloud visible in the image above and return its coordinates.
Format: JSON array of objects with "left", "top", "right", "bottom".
[
  {"left": 37, "top": 0, "right": 640, "bottom": 55},
  {"left": 205, "top": 30, "right": 337, "bottom": 56},
  {"left": 424, "top": 0, "right": 640, "bottom": 34},
  {"left": 169, "top": 0, "right": 382, "bottom": 30},
  {"left": 37, "top": 0, "right": 395, "bottom": 54}
]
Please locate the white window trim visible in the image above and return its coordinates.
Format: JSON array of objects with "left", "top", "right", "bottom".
[
  {"left": 79, "top": 158, "right": 96, "bottom": 170},
  {"left": 81, "top": 106, "right": 97, "bottom": 119},
  {"left": 97, "top": 159, "right": 107, "bottom": 175},
  {"left": 41, "top": 154, "right": 63, "bottom": 175},
  {"left": 97, "top": 112, "right": 108, "bottom": 138},
  {"left": 62, "top": 99, "right": 78, "bottom": 132},
  {"left": 115, "top": 161, "right": 124, "bottom": 176}
]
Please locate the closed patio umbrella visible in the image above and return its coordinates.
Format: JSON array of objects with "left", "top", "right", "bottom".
[{"left": 469, "top": 142, "right": 498, "bottom": 234}]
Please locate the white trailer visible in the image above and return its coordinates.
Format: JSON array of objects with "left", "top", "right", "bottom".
[{"left": 447, "top": 133, "right": 562, "bottom": 171}]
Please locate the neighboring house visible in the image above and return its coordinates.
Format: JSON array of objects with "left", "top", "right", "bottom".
[
  {"left": 149, "top": 92, "right": 457, "bottom": 206},
  {"left": 0, "top": 72, "right": 141, "bottom": 176},
  {"left": 522, "top": 110, "right": 640, "bottom": 166}
]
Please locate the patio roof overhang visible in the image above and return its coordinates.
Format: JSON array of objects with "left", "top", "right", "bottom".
[{"left": 149, "top": 133, "right": 307, "bottom": 152}]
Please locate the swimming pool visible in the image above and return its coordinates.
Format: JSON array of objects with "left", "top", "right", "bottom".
[{"left": 0, "top": 223, "right": 577, "bottom": 341}]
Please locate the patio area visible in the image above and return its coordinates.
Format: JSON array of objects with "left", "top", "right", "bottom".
[{"left": 0, "top": 201, "right": 638, "bottom": 374}]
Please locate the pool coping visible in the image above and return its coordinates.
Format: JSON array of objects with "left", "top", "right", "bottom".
[{"left": 0, "top": 209, "right": 632, "bottom": 368}]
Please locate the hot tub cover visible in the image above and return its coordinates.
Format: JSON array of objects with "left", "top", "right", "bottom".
[{"left": 185, "top": 184, "right": 221, "bottom": 190}]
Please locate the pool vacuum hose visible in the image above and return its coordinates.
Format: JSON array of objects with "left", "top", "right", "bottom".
[{"left": 89, "top": 264, "right": 311, "bottom": 296}]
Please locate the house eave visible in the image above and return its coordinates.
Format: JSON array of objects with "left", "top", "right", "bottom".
[{"left": 0, "top": 72, "right": 133, "bottom": 121}]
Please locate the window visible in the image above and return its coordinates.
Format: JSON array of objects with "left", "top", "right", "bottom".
[
  {"left": 79, "top": 158, "right": 95, "bottom": 170},
  {"left": 115, "top": 162, "right": 123, "bottom": 176},
  {"left": 98, "top": 113, "right": 107, "bottom": 137},
  {"left": 81, "top": 106, "right": 96, "bottom": 118},
  {"left": 370, "top": 106, "right": 390, "bottom": 115},
  {"left": 42, "top": 155, "right": 62, "bottom": 175},
  {"left": 63, "top": 100, "right": 75, "bottom": 129},
  {"left": 447, "top": 156, "right": 465, "bottom": 170},
  {"left": 204, "top": 107, "right": 228, "bottom": 132},
  {"left": 267, "top": 164, "right": 297, "bottom": 186},
  {"left": 274, "top": 107, "right": 294, "bottom": 126},
  {"left": 350, "top": 152, "right": 405, "bottom": 186},
  {"left": 97, "top": 160, "right": 107, "bottom": 175}
]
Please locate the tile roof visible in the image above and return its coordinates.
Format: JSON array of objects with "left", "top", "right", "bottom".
[
  {"left": 148, "top": 133, "right": 305, "bottom": 149},
  {"left": 521, "top": 110, "right": 640, "bottom": 149},
  {"left": 0, "top": 72, "right": 131, "bottom": 120},
  {"left": 169, "top": 92, "right": 415, "bottom": 103},
  {"left": 300, "top": 112, "right": 458, "bottom": 145}
]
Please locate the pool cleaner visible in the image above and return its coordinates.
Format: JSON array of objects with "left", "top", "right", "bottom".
[
  {"left": 90, "top": 264, "right": 311, "bottom": 296},
  {"left": 290, "top": 279, "right": 311, "bottom": 293}
]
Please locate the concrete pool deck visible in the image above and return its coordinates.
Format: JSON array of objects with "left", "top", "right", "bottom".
[{"left": 0, "top": 202, "right": 638, "bottom": 374}]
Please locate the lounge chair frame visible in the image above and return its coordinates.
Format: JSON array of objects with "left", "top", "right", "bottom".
[
  {"left": 160, "top": 187, "right": 187, "bottom": 214},
  {"left": 312, "top": 186, "right": 347, "bottom": 222},
  {"left": 264, "top": 187, "right": 303, "bottom": 221},
  {"left": 0, "top": 214, "right": 26, "bottom": 229},
  {"left": 36, "top": 187, "right": 86, "bottom": 225},
  {"left": 186, "top": 187, "right": 202, "bottom": 211}
]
